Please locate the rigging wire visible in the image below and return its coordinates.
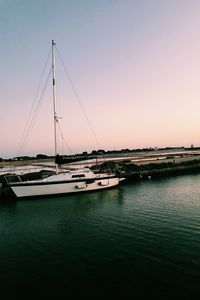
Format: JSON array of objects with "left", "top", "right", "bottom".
[
  {"left": 16, "top": 43, "right": 105, "bottom": 170},
  {"left": 17, "top": 48, "right": 52, "bottom": 157},
  {"left": 55, "top": 46, "right": 102, "bottom": 151},
  {"left": 57, "top": 122, "right": 74, "bottom": 155},
  {"left": 18, "top": 67, "right": 52, "bottom": 156}
]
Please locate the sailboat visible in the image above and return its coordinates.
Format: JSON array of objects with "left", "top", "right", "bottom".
[{"left": 4, "top": 40, "right": 124, "bottom": 199}]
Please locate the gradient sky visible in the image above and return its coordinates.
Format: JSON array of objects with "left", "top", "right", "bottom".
[{"left": 1, "top": 0, "right": 200, "bottom": 158}]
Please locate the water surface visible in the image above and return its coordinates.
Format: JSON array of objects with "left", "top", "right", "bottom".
[{"left": 0, "top": 175, "right": 200, "bottom": 296}]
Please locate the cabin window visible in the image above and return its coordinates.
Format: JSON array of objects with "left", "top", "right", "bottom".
[
  {"left": 4, "top": 175, "right": 22, "bottom": 184},
  {"left": 72, "top": 174, "right": 85, "bottom": 178}
]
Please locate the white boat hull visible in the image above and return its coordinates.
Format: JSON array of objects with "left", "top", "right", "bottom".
[{"left": 10, "top": 177, "right": 121, "bottom": 198}]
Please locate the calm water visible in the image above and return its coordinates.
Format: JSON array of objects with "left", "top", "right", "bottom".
[{"left": 0, "top": 174, "right": 200, "bottom": 297}]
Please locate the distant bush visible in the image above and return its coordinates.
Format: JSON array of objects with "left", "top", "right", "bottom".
[
  {"left": 91, "top": 161, "right": 117, "bottom": 172},
  {"left": 121, "top": 163, "right": 140, "bottom": 172},
  {"left": 36, "top": 154, "right": 48, "bottom": 159}
]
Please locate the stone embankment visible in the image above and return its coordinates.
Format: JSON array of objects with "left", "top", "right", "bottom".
[
  {"left": 121, "top": 162, "right": 200, "bottom": 182},
  {"left": 114, "top": 152, "right": 200, "bottom": 182}
]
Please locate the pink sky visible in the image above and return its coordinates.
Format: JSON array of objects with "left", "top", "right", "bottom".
[{"left": 1, "top": 0, "right": 200, "bottom": 158}]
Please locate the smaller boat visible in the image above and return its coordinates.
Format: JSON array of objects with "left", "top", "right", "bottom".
[{"left": 3, "top": 40, "right": 125, "bottom": 199}]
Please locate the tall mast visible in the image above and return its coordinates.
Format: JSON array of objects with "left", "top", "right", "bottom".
[{"left": 52, "top": 40, "right": 58, "bottom": 174}]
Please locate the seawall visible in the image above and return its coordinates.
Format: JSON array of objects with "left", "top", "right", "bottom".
[{"left": 121, "top": 162, "right": 200, "bottom": 182}]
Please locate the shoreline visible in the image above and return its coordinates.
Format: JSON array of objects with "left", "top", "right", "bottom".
[{"left": 1, "top": 149, "right": 200, "bottom": 196}]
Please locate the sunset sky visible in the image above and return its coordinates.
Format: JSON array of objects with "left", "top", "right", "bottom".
[{"left": 1, "top": 0, "right": 200, "bottom": 158}]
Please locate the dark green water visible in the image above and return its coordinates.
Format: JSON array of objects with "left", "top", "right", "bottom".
[{"left": 0, "top": 174, "right": 200, "bottom": 297}]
